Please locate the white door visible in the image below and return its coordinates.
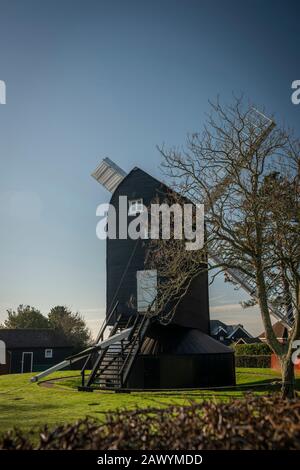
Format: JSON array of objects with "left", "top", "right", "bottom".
[
  {"left": 21, "top": 352, "right": 33, "bottom": 373},
  {"left": 137, "top": 269, "right": 157, "bottom": 312}
]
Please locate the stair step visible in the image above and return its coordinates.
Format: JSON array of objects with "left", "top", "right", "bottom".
[
  {"left": 95, "top": 379, "right": 121, "bottom": 384},
  {"left": 99, "top": 370, "right": 121, "bottom": 374}
]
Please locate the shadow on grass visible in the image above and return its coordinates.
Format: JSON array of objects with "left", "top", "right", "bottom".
[{"left": 41, "top": 371, "right": 300, "bottom": 399}]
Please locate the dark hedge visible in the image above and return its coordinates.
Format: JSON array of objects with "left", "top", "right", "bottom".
[
  {"left": 235, "top": 355, "right": 271, "bottom": 368},
  {"left": 1, "top": 395, "right": 300, "bottom": 450},
  {"left": 234, "top": 343, "right": 272, "bottom": 356}
]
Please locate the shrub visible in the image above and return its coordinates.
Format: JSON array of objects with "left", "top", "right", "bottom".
[
  {"left": 1, "top": 395, "right": 299, "bottom": 450},
  {"left": 234, "top": 342, "right": 272, "bottom": 356},
  {"left": 235, "top": 355, "right": 271, "bottom": 368}
]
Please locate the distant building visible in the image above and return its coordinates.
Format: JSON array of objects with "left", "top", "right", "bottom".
[
  {"left": 235, "top": 337, "right": 261, "bottom": 345},
  {"left": 210, "top": 320, "right": 254, "bottom": 345},
  {"left": 260, "top": 322, "right": 297, "bottom": 373},
  {"left": 0, "top": 329, "right": 73, "bottom": 374},
  {"left": 259, "top": 321, "right": 288, "bottom": 344}
]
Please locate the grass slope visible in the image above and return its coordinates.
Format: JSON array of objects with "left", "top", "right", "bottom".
[{"left": 0, "top": 368, "right": 299, "bottom": 434}]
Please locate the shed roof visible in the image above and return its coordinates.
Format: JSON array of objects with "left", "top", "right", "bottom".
[
  {"left": 141, "top": 324, "right": 233, "bottom": 355},
  {"left": 0, "top": 329, "right": 73, "bottom": 349}
]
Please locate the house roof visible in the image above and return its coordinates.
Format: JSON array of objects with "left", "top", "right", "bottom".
[
  {"left": 259, "top": 321, "right": 288, "bottom": 340},
  {"left": 227, "top": 324, "right": 252, "bottom": 338},
  {"left": 225, "top": 324, "right": 241, "bottom": 337},
  {"left": 210, "top": 320, "right": 253, "bottom": 339},
  {"left": 235, "top": 337, "right": 261, "bottom": 344},
  {"left": 210, "top": 320, "right": 227, "bottom": 335},
  {"left": 0, "top": 329, "right": 73, "bottom": 349}
]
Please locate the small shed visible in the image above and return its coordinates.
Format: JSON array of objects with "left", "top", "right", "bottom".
[{"left": 0, "top": 329, "right": 73, "bottom": 374}]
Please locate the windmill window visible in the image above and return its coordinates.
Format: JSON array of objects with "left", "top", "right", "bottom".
[
  {"left": 128, "top": 199, "right": 144, "bottom": 215},
  {"left": 45, "top": 348, "right": 53, "bottom": 358},
  {"left": 137, "top": 269, "right": 157, "bottom": 312}
]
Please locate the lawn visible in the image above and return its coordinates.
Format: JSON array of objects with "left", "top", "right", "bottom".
[{"left": 0, "top": 368, "right": 299, "bottom": 435}]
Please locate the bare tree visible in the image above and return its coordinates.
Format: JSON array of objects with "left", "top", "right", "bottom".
[{"left": 148, "top": 96, "right": 300, "bottom": 398}]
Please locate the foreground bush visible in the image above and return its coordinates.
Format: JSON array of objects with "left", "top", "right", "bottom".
[{"left": 1, "top": 395, "right": 300, "bottom": 450}]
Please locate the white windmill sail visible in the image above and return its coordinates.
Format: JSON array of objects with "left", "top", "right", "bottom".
[
  {"left": 92, "top": 157, "right": 127, "bottom": 193},
  {"left": 210, "top": 252, "right": 293, "bottom": 328}
]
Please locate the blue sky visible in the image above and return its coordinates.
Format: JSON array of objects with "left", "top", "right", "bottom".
[{"left": 0, "top": 0, "right": 299, "bottom": 337}]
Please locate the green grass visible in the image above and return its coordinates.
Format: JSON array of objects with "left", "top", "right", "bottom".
[{"left": 0, "top": 368, "right": 299, "bottom": 435}]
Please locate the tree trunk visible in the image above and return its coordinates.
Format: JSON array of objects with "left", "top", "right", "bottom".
[{"left": 280, "top": 355, "right": 295, "bottom": 399}]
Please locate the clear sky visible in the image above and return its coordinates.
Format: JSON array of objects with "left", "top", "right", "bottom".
[{"left": 0, "top": 0, "right": 299, "bottom": 338}]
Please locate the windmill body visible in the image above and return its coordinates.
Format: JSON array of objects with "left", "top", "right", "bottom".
[{"left": 83, "top": 161, "right": 235, "bottom": 390}]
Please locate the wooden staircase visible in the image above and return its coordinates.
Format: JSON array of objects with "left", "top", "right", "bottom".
[{"left": 80, "top": 308, "right": 150, "bottom": 391}]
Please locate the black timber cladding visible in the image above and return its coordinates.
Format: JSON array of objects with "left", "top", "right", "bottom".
[{"left": 106, "top": 167, "right": 210, "bottom": 332}]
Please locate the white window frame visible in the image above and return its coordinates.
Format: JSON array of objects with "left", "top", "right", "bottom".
[
  {"left": 128, "top": 198, "right": 144, "bottom": 216},
  {"left": 45, "top": 348, "right": 53, "bottom": 359}
]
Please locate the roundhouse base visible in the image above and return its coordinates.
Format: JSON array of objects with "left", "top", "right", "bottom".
[
  {"left": 126, "top": 325, "right": 236, "bottom": 389},
  {"left": 126, "top": 353, "right": 235, "bottom": 389}
]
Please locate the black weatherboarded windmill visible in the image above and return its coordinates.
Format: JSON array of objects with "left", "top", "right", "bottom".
[{"left": 78, "top": 159, "right": 235, "bottom": 390}]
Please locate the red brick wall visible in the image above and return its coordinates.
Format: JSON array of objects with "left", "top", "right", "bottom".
[{"left": 271, "top": 354, "right": 300, "bottom": 372}]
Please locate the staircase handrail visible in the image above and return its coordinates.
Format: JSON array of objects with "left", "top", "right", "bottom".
[{"left": 119, "top": 313, "right": 150, "bottom": 387}]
